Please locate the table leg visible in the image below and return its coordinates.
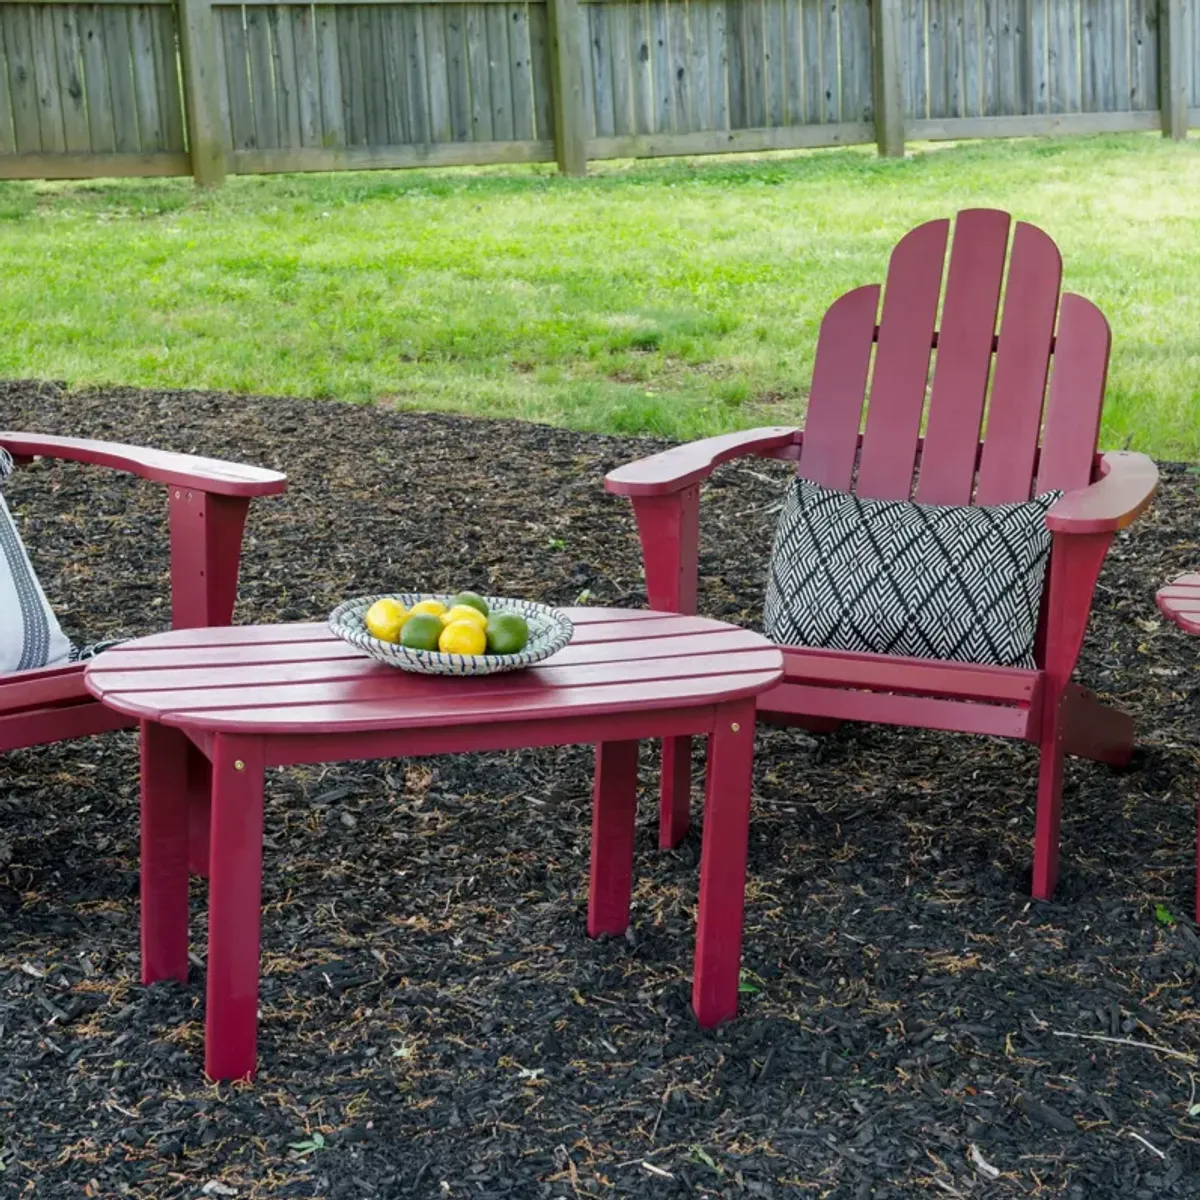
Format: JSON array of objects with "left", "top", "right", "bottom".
[
  {"left": 187, "top": 741, "right": 212, "bottom": 878},
  {"left": 659, "top": 736, "right": 692, "bottom": 849},
  {"left": 588, "top": 740, "right": 640, "bottom": 937},
  {"left": 205, "top": 735, "right": 265, "bottom": 1082},
  {"left": 140, "top": 720, "right": 191, "bottom": 984},
  {"left": 692, "top": 700, "right": 756, "bottom": 1028}
]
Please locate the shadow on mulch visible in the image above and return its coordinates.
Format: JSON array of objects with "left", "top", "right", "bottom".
[{"left": 2, "top": 380, "right": 1200, "bottom": 1199}]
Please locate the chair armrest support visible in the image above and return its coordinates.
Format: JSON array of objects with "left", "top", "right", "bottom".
[
  {"left": 0, "top": 431, "right": 287, "bottom": 498},
  {"left": 605, "top": 427, "right": 802, "bottom": 497},
  {"left": 1045, "top": 451, "right": 1157, "bottom": 535}
]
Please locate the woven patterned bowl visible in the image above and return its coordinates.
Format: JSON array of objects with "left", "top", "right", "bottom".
[{"left": 328, "top": 594, "right": 574, "bottom": 676}]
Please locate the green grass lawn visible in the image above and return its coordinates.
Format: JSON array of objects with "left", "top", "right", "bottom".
[{"left": 1, "top": 134, "right": 1198, "bottom": 459}]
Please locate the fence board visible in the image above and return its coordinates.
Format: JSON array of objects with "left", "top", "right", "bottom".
[
  {"left": 819, "top": 0, "right": 836, "bottom": 121},
  {"left": 51, "top": 6, "right": 89, "bottom": 149},
  {"left": 669, "top": 0, "right": 691, "bottom": 130},
  {"left": 400, "top": 6, "right": 426, "bottom": 140},
  {"left": 219, "top": 7, "right": 253, "bottom": 147},
  {"left": 724, "top": 0, "right": 743, "bottom": 125},
  {"left": 902, "top": 0, "right": 924, "bottom": 118},
  {"left": 290, "top": 5, "right": 321, "bottom": 145},
  {"left": 487, "top": 1, "right": 513, "bottom": 136},
  {"left": 649, "top": 0, "right": 668, "bottom": 128},
  {"left": 842, "top": 0, "right": 868, "bottom": 120},
  {"left": 241, "top": 5, "right": 274, "bottom": 145},
  {"left": 422, "top": 4, "right": 452, "bottom": 138},
  {"left": 462, "top": 1, "right": 489, "bottom": 135},
  {"left": 444, "top": 4, "right": 469, "bottom": 138},
  {"left": 605, "top": 0, "right": 630, "bottom": 132},
  {"left": 526, "top": 0, "right": 552, "bottom": 138},
  {"left": 29, "top": 5, "right": 64, "bottom": 148},
  {"left": 625, "top": 0, "right": 650, "bottom": 129},
  {"left": 151, "top": 6, "right": 184, "bottom": 148},
  {"left": 1129, "top": 0, "right": 1156, "bottom": 111},
  {"left": 78, "top": 3, "right": 115, "bottom": 150},
  {"left": 314, "top": 5, "right": 343, "bottom": 143},
  {"left": 743, "top": 0, "right": 765, "bottom": 125},
  {"left": 762, "top": 0, "right": 781, "bottom": 125}
]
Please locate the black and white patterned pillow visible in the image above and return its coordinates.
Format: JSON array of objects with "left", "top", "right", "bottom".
[
  {"left": 763, "top": 478, "right": 1062, "bottom": 669},
  {"left": 0, "top": 448, "right": 74, "bottom": 673}
]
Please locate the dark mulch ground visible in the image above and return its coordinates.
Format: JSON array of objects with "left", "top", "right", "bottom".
[{"left": 2, "top": 380, "right": 1200, "bottom": 1199}]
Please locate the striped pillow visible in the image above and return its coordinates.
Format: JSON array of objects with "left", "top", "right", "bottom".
[{"left": 0, "top": 449, "right": 73, "bottom": 673}]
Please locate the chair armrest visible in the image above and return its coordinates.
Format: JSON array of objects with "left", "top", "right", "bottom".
[
  {"left": 604, "top": 427, "right": 802, "bottom": 497},
  {"left": 1045, "top": 451, "right": 1158, "bottom": 535},
  {"left": 0, "top": 431, "right": 287, "bottom": 498}
]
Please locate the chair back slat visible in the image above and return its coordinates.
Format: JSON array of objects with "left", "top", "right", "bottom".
[
  {"left": 1036, "top": 293, "right": 1110, "bottom": 494},
  {"left": 854, "top": 219, "right": 948, "bottom": 500},
  {"left": 974, "top": 221, "right": 1063, "bottom": 504},
  {"left": 915, "top": 208, "right": 1011, "bottom": 505},
  {"left": 795, "top": 284, "right": 880, "bottom": 490}
]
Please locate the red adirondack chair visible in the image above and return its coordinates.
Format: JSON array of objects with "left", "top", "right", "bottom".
[
  {"left": 605, "top": 209, "right": 1158, "bottom": 900},
  {"left": 0, "top": 432, "right": 287, "bottom": 874}
]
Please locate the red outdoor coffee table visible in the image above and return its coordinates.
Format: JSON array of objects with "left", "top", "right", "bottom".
[
  {"left": 84, "top": 608, "right": 783, "bottom": 1080},
  {"left": 1155, "top": 574, "right": 1200, "bottom": 922}
]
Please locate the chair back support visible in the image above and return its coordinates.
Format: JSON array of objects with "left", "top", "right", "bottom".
[{"left": 796, "top": 208, "right": 1110, "bottom": 506}]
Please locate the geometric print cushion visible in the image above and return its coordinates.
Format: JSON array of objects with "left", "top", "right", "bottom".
[
  {"left": 763, "top": 477, "right": 1062, "bottom": 669},
  {"left": 0, "top": 447, "right": 74, "bottom": 673}
]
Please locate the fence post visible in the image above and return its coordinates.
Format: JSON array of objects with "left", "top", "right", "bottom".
[
  {"left": 872, "top": 0, "right": 904, "bottom": 156},
  {"left": 1159, "top": 0, "right": 1188, "bottom": 140},
  {"left": 546, "top": 0, "right": 588, "bottom": 175},
  {"left": 177, "top": 0, "right": 227, "bottom": 185}
]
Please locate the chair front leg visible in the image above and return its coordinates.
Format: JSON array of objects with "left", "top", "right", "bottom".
[
  {"left": 631, "top": 487, "right": 699, "bottom": 847},
  {"left": 1033, "top": 530, "right": 1113, "bottom": 900}
]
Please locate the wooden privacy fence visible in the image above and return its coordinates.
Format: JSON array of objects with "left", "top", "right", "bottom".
[{"left": 0, "top": 0, "right": 1195, "bottom": 183}]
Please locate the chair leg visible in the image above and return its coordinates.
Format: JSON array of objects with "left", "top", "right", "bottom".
[
  {"left": 1032, "top": 694, "right": 1066, "bottom": 901},
  {"left": 659, "top": 737, "right": 692, "bottom": 848},
  {"left": 692, "top": 700, "right": 756, "bottom": 1027},
  {"left": 187, "top": 741, "right": 212, "bottom": 878}
]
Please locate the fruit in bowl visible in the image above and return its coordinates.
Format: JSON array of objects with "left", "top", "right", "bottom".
[{"left": 363, "top": 591, "right": 530, "bottom": 657}]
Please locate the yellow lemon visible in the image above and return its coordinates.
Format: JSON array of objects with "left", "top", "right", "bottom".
[
  {"left": 441, "top": 604, "right": 488, "bottom": 630},
  {"left": 364, "top": 597, "right": 408, "bottom": 643},
  {"left": 438, "top": 619, "right": 487, "bottom": 656},
  {"left": 410, "top": 598, "right": 448, "bottom": 618}
]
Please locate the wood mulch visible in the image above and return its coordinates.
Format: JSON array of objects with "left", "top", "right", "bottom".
[{"left": 2, "top": 379, "right": 1199, "bottom": 1199}]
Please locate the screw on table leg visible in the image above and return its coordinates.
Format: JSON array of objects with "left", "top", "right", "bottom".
[
  {"left": 692, "top": 700, "right": 756, "bottom": 1028},
  {"left": 588, "top": 740, "right": 641, "bottom": 937},
  {"left": 205, "top": 734, "right": 266, "bottom": 1082}
]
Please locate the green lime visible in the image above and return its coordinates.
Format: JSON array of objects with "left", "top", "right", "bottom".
[
  {"left": 451, "top": 591, "right": 489, "bottom": 618},
  {"left": 486, "top": 611, "right": 529, "bottom": 655},
  {"left": 401, "top": 613, "right": 444, "bottom": 651}
]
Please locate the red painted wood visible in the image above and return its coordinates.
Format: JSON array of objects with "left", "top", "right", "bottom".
[
  {"left": 0, "top": 697, "right": 132, "bottom": 752},
  {"left": 692, "top": 700, "right": 756, "bottom": 1027},
  {"left": 187, "top": 742, "right": 213, "bottom": 877},
  {"left": 88, "top": 614, "right": 782, "bottom": 1078},
  {"left": 1157, "top": 574, "right": 1200, "bottom": 634},
  {"left": 796, "top": 285, "right": 881, "bottom": 491},
  {"left": 0, "top": 662, "right": 91, "bottom": 707},
  {"left": 855, "top": 219, "right": 948, "bottom": 500},
  {"left": 1046, "top": 452, "right": 1158, "bottom": 534},
  {"left": 1032, "top": 530, "right": 1113, "bottom": 898},
  {"left": 140, "top": 720, "right": 191, "bottom": 984},
  {"left": 916, "top": 209, "right": 1011, "bottom": 505},
  {"left": 762, "top": 683, "right": 1036, "bottom": 739},
  {"left": 659, "top": 737, "right": 692, "bottom": 849},
  {"left": 1036, "top": 294, "right": 1110, "bottom": 495},
  {"left": 0, "top": 431, "right": 287, "bottom": 497},
  {"left": 975, "top": 221, "right": 1062, "bottom": 504},
  {"left": 1060, "top": 684, "right": 1134, "bottom": 767},
  {"left": 169, "top": 491, "right": 252, "bottom": 629},
  {"left": 205, "top": 735, "right": 266, "bottom": 1082},
  {"left": 587, "top": 740, "right": 641, "bottom": 935},
  {"left": 142, "top": 672, "right": 783, "bottom": 734},
  {"left": 782, "top": 645, "right": 1038, "bottom": 703},
  {"left": 604, "top": 427, "right": 799, "bottom": 496},
  {"left": 604, "top": 209, "right": 1150, "bottom": 899}
]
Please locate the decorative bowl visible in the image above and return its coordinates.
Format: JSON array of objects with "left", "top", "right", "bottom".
[{"left": 328, "top": 593, "right": 574, "bottom": 676}]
